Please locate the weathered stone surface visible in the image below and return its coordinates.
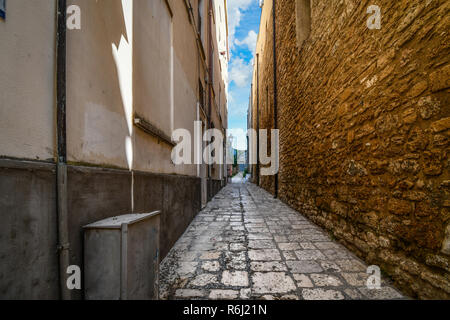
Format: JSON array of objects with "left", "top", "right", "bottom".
[
  {"left": 252, "top": 272, "right": 296, "bottom": 294},
  {"left": 418, "top": 96, "right": 440, "bottom": 120},
  {"left": 190, "top": 274, "right": 218, "bottom": 287},
  {"left": 230, "top": 243, "right": 246, "bottom": 251},
  {"left": 209, "top": 290, "right": 239, "bottom": 300},
  {"left": 293, "top": 274, "right": 314, "bottom": 288},
  {"left": 431, "top": 117, "right": 450, "bottom": 133},
  {"left": 295, "top": 249, "right": 327, "bottom": 260},
  {"left": 250, "top": 0, "right": 449, "bottom": 299},
  {"left": 429, "top": 64, "right": 450, "bottom": 92},
  {"left": 320, "top": 261, "right": 342, "bottom": 273},
  {"left": 250, "top": 261, "right": 287, "bottom": 272},
  {"left": 286, "top": 261, "right": 323, "bottom": 273},
  {"left": 442, "top": 224, "right": 450, "bottom": 256},
  {"left": 358, "top": 287, "right": 404, "bottom": 300},
  {"left": 240, "top": 288, "right": 252, "bottom": 299},
  {"left": 175, "top": 289, "right": 206, "bottom": 298},
  {"left": 248, "top": 240, "right": 276, "bottom": 249},
  {"left": 278, "top": 242, "right": 301, "bottom": 250},
  {"left": 282, "top": 251, "right": 298, "bottom": 260},
  {"left": 176, "top": 262, "right": 198, "bottom": 275},
  {"left": 200, "top": 251, "right": 222, "bottom": 260},
  {"left": 388, "top": 198, "right": 413, "bottom": 215},
  {"left": 335, "top": 259, "right": 366, "bottom": 272},
  {"left": 302, "top": 289, "right": 345, "bottom": 300},
  {"left": 248, "top": 249, "right": 282, "bottom": 261},
  {"left": 160, "top": 184, "right": 406, "bottom": 300},
  {"left": 221, "top": 271, "right": 249, "bottom": 287},
  {"left": 202, "top": 261, "right": 220, "bottom": 272},
  {"left": 342, "top": 273, "right": 369, "bottom": 287},
  {"left": 310, "top": 274, "right": 343, "bottom": 287}
]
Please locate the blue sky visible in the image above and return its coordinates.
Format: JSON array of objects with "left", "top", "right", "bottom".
[{"left": 227, "top": 0, "right": 261, "bottom": 150}]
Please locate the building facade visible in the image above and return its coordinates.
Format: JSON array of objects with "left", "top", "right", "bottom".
[
  {"left": 0, "top": 0, "right": 228, "bottom": 299},
  {"left": 250, "top": 0, "right": 449, "bottom": 299}
]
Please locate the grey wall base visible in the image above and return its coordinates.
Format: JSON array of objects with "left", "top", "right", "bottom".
[
  {"left": 0, "top": 159, "right": 203, "bottom": 299},
  {"left": 208, "top": 179, "right": 223, "bottom": 202},
  {"left": 0, "top": 160, "right": 59, "bottom": 299},
  {"left": 133, "top": 172, "right": 201, "bottom": 260}
]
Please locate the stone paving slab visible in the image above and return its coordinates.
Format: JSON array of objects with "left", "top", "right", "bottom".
[{"left": 160, "top": 183, "right": 406, "bottom": 300}]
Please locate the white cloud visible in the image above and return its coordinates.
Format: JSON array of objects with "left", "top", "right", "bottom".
[
  {"left": 228, "top": 91, "right": 234, "bottom": 103},
  {"left": 228, "top": 128, "right": 248, "bottom": 150},
  {"left": 229, "top": 57, "right": 253, "bottom": 88},
  {"left": 229, "top": 103, "right": 247, "bottom": 117},
  {"left": 235, "top": 30, "right": 257, "bottom": 53},
  {"left": 227, "top": 0, "right": 254, "bottom": 47}
]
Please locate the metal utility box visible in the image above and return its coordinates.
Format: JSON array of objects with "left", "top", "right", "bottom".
[{"left": 84, "top": 212, "right": 160, "bottom": 300}]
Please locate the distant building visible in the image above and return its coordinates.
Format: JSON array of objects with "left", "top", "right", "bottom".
[{"left": 232, "top": 149, "right": 248, "bottom": 173}]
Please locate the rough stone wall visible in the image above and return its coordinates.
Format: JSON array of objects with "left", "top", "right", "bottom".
[
  {"left": 251, "top": 1, "right": 276, "bottom": 192},
  {"left": 256, "top": 0, "right": 450, "bottom": 299},
  {"left": 258, "top": 14, "right": 276, "bottom": 193}
]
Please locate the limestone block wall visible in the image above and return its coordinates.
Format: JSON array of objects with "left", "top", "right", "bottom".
[{"left": 254, "top": 0, "right": 449, "bottom": 299}]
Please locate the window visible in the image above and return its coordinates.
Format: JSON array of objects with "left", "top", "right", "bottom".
[
  {"left": 295, "top": 0, "right": 311, "bottom": 49},
  {"left": 0, "top": 0, "right": 5, "bottom": 20}
]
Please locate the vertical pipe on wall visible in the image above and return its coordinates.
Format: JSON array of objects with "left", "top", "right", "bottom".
[
  {"left": 56, "top": 0, "right": 67, "bottom": 164},
  {"left": 207, "top": 0, "right": 213, "bottom": 197},
  {"left": 272, "top": 0, "right": 278, "bottom": 198},
  {"left": 170, "top": 17, "right": 174, "bottom": 136},
  {"left": 249, "top": 83, "right": 253, "bottom": 176},
  {"left": 56, "top": 0, "right": 71, "bottom": 300},
  {"left": 256, "top": 54, "right": 260, "bottom": 186}
]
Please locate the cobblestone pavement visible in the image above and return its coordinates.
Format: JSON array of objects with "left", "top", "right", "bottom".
[{"left": 160, "top": 183, "right": 405, "bottom": 300}]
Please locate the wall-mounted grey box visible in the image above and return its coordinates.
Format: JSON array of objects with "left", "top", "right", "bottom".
[{"left": 83, "top": 212, "right": 160, "bottom": 300}]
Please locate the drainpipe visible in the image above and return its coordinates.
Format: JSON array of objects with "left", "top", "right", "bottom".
[
  {"left": 272, "top": 0, "right": 279, "bottom": 198},
  {"left": 207, "top": 0, "right": 213, "bottom": 197},
  {"left": 56, "top": 0, "right": 71, "bottom": 300},
  {"left": 250, "top": 83, "right": 253, "bottom": 175},
  {"left": 208, "top": 0, "right": 213, "bottom": 130},
  {"left": 256, "top": 53, "right": 260, "bottom": 186}
]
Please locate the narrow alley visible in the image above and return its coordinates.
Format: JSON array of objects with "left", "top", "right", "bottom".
[
  {"left": 160, "top": 182, "right": 405, "bottom": 300},
  {"left": 1, "top": 0, "right": 448, "bottom": 303}
]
